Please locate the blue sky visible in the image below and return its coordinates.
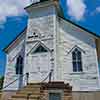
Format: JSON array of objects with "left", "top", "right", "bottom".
[{"left": 0, "top": 0, "right": 100, "bottom": 76}]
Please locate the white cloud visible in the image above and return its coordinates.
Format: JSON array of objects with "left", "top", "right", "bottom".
[
  {"left": 96, "top": 7, "right": 100, "bottom": 12},
  {"left": 67, "top": 0, "right": 86, "bottom": 21},
  {"left": 0, "top": 0, "right": 31, "bottom": 26},
  {"left": 91, "top": 6, "right": 100, "bottom": 16}
]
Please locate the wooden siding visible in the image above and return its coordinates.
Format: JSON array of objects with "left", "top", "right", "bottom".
[
  {"left": 3, "top": 1, "right": 100, "bottom": 92},
  {"left": 24, "top": 3, "right": 56, "bottom": 82},
  {"left": 57, "top": 17, "right": 100, "bottom": 91},
  {"left": 72, "top": 91, "right": 100, "bottom": 100},
  {"left": 96, "top": 39, "right": 100, "bottom": 63},
  {"left": 3, "top": 37, "right": 26, "bottom": 90}
]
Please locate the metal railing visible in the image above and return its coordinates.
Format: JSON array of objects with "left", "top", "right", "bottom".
[
  {"left": 41, "top": 69, "right": 53, "bottom": 82},
  {"left": 2, "top": 73, "right": 29, "bottom": 90},
  {"left": 2, "top": 69, "right": 53, "bottom": 90}
]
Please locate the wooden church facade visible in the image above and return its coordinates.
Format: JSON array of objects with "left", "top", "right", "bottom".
[{"left": 3, "top": 0, "right": 100, "bottom": 93}]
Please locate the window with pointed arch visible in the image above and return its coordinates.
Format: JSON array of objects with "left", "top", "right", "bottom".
[
  {"left": 15, "top": 55, "right": 23, "bottom": 75},
  {"left": 72, "top": 48, "right": 83, "bottom": 72}
]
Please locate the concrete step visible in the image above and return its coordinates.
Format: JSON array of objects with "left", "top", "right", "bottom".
[
  {"left": 12, "top": 94, "right": 40, "bottom": 99},
  {"left": 12, "top": 93, "right": 40, "bottom": 97},
  {"left": 8, "top": 83, "right": 42, "bottom": 100},
  {"left": 22, "top": 87, "right": 40, "bottom": 91},
  {"left": 8, "top": 82, "right": 72, "bottom": 100},
  {"left": 26, "top": 83, "right": 41, "bottom": 87},
  {"left": 8, "top": 98, "right": 38, "bottom": 100},
  {"left": 15, "top": 92, "right": 41, "bottom": 96},
  {"left": 19, "top": 89, "right": 40, "bottom": 94},
  {"left": 23, "top": 86, "right": 41, "bottom": 89},
  {"left": 26, "top": 84, "right": 41, "bottom": 86},
  {"left": 8, "top": 98, "right": 27, "bottom": 100},
  {"left": 16, "top": 91, "right": 40, "bottom": 95}
]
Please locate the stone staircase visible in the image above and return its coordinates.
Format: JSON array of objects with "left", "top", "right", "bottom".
[
  {"left": 8, "top": 83, "right": 41, "bottom": 100},
  {"left": 7, "top": 82, "right": 72, "bottom": 100}
]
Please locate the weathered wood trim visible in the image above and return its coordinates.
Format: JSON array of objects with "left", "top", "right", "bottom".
[
  {"left": 3, "top": 27, "right": 27, "bottom": 53},
  {"left": 96, "top": 39, "right": 100, "bottom": 62}
]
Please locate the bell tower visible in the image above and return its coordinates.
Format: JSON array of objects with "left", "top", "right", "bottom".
[{"left": 24, "top": 0, "right": 57, "bottom": 83}]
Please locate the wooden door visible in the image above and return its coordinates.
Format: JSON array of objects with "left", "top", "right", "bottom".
[{"left": 30, "top": 52, "right": 50, "bottom": 82}]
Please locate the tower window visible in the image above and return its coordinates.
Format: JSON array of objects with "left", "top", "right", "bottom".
[
  {"left": 16, "top": 55, "right": 23, "bottom": 75},
  {"left": 33, "top": 45, "right": 48, "bottom": 53},
  {"left": 72, "top": 48, "right": 83, "bottom": 72}
]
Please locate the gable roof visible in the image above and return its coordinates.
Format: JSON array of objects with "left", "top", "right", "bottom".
[
  {"left": 27, "top": 41, "right": 51, "bottom": 56},
  {"left": 59, "top": 16, "right": 100, "bottom": 38},
  {"left": 25, "top": 0, "right": 49, "bottom": 9},
  {"left": 3, "top": 26, "right": 27, "bottom": 52},
  {"left": 24, "top": 0, "right": 100, "bottom": 38},
  {"left": 3, "top": 0, "right": 100, "bottom": 52}
]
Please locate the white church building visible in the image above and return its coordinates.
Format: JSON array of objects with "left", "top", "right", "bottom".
[{"left": 3, "top": 0, "right": 100, "bottom": 91}]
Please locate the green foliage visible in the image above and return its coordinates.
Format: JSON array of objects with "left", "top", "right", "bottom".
[{"left": 0, "top": 76, "right": 4, "bottom": 90}]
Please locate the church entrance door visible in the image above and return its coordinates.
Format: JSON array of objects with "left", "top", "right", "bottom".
[{"left": 29, "top": 44, "right": 51, "bottom": 82}]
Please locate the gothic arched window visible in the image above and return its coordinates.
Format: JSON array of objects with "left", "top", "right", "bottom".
[
  {"left": 33, "top": 45, "right": 48, "bottom": 53},
  {"left": 16, "top": 55, "right": 23, "bottom": 75},
  {"left": 72, "top": 48, "right": 83, "bottom": 72}
]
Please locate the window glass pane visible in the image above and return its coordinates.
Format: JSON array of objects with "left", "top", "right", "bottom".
[
  {"left": 16, "top": 65, "right": 18, "bottom": 74},
  {"left": 72, "top": 48, "right": 83, "bottom": 72},
  {"left": 77, "top": 61, "right": 83, "bottom": 72},
  {"left": 33, "top": 45, "right": 48, "bottom": 53},
  {"left": 72, "top": 52, "right": 76, "bottom": 60},
  {"left": 16, "top": 55, "right": 23, "bottom": 75},
  {"left": 77, "top": 51, "right": 81, "bottom": 60},
  {"left": 19, "top": 64, "right": 23, "bottom": 74},
  {"left": 74, "top": 48, "right": 78, "bottom": 53},
  {"left": 20, "top": 57, "right": 23, "bottom": 64},
  {"left": 73, "top": 61, "right": 77, "bottom": 72}
]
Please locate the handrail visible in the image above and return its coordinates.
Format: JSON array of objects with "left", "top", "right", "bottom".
[
  {"left": 2, "top": 73, "right": 28, "bottom": 90},
  {"left": 26, "top": 70, "right": 53, "bottom": 100},
  {"left": 41, "top": 69, "right": 53, "bottom": 82},
  {"left": 2, "top": 69, "right": 53, "bottom": 90},
  {"left": 0, "top": 70, "right": 53, "bottom": 100}
]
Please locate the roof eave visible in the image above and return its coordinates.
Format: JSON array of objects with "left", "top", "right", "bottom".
[
  {"left": 3, "top": 0, "right": 100, "bottom": 53},
  {"left": 3, "top": 26, "right": 27, "bottom": 53},
  {"left": 24, "top": 0, "right": 51, "bottom": 10},
  {"left": 59, "top": 16, "right": 100, "bottom": 39}
]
